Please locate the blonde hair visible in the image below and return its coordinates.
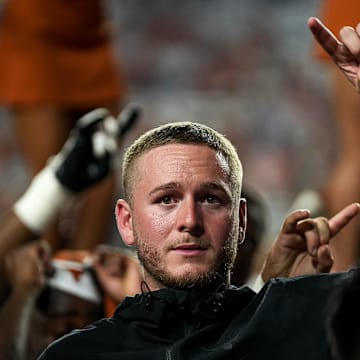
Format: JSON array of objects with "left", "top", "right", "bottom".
[{"left": 122, "top": 122, "right": 243, "bottom": 206}]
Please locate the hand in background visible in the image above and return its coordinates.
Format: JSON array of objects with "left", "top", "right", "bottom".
[
  {"left": 91, "top": 245, "right": 142, "bottom": 304},
  {"left": 308, "top": 17, "right": 360, "bottom": 91},
  {"left": 53, "top": 103, "right": 142, "bottom": 193},
  {"left": 261, "top": 202, "right": 360, "bottom": 282},
  {"left": 4, "top": 239, "right": 53, "bottom": 297}
]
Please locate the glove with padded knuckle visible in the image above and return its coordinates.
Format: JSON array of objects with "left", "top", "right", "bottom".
[{"left": 13, "top": 103, "right": 141, "bottom": 234}]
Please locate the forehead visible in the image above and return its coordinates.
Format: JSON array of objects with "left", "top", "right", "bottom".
[{"left": 136, "top": 143, "right": 230, "bottom": 183}]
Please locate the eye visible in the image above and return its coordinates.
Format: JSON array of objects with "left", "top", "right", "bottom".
[
  {"left": 151, "top": 189, "right": 180, "bottom": 206},
  {"left": 203, "top": 194, "right": 221, "bottom": 204},
  {"left": 159, "top": 196, "right": 174, "bottom": 205}
]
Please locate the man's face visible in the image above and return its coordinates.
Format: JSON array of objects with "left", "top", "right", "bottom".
[{"left": 120, "top": 143, "right": 240, "bottom": 291}]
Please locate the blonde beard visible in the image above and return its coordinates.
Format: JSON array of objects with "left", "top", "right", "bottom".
[{"left": 134, "top": 230, "right": 236, "bottom": 291}]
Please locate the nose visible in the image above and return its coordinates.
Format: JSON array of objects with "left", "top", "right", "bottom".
[{"left": 177, "top": 198, "right": 204, "bottom": 236}]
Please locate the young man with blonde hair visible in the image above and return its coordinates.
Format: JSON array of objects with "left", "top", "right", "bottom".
[{"left": 38, "top": 18, "right": 360, "bottom": 359}]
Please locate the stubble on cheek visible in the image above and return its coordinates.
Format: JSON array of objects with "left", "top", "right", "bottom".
[
  {"left": 135, "top": 229, "right": 236, "bottom": 291},
  {"left": 136, "top": 236, "right": 163, "bottom": 279}
]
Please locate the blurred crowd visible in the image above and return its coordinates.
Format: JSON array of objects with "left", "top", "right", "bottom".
[{"left": 0, "top": 0, "right": 333, "bottom": 241}]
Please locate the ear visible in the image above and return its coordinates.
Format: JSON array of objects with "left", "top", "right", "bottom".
[
  {"left": 115, "top": 199, "right": 135, "bottom": 246},
  {"left": 238, "top": 197, "right": 247, "bottom": 244}
]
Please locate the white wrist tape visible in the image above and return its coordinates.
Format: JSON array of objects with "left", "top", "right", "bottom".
[{"left": 13, "top": 167, "right": 71, "bottom": 234}]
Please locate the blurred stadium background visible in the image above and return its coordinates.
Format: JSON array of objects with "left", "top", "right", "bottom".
[{"left": 0, "top": 0, "right": 336, "bottom": 244}]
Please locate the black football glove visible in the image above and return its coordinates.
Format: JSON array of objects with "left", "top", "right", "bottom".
[{"left": 52, "top": 104, "right": 141, "bottom": 193}]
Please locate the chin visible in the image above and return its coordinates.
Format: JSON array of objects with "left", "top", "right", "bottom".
[
  {"left": 162, "top": 265, "right": 226, "bottom": 291},
  {"left": 170, "top": 263, "right": 211, "bottom": 278}
]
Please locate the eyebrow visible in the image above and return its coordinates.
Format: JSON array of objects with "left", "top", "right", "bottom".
[
  {"left": 148, "top": 182, "right": 181, "bottom": 197},
  {"left": 148, "top": 181, "right": 232, "bottom": 198}
]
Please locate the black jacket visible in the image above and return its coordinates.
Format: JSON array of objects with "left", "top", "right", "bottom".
[{"left": 38, "top": 271, "right": 348, "bottom": 360}]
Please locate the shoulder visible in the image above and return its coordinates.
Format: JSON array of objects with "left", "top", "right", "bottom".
[
  {"left": 37, "top": 318, "right": 119, "bottom": 360},
  {"left": 267, "top": 270, "right": 351, "bottom": 295},
  {"left": 254, "top": 270, "right": 357, "bottom": 311},
  {"left": 269, "top": 270, "right": 353, "bottom": 290}
]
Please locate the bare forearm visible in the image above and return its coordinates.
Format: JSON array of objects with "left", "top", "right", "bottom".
[
  {"left": 0, "top": 211, "right": 38, "bottom": 279},
  {"left": 0, "top": 289, "right": 37, "bottom": 360}
]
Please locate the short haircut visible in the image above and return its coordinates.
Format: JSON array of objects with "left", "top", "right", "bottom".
[{"left": 121, "top": 122, "right": 243, "bottom": 206}]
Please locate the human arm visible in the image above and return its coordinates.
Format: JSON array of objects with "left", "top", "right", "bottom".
[
  {"left": 0, "top": 104, "right": 141, "bottom": 279},
  {"left": 0, "top": 240, "right": 52, "bottom": 360},
  {"left": 260, "top": 202, "right": 360, "bottom": 283},
  {"left": 308, "top": 17, "right": 360, "bottom": 272},
  {"left": 13, "top": 104, "right": 141, "bottom": 233},
  {"left": 253, "top": 19, "right": 360, "bottom": 288}
]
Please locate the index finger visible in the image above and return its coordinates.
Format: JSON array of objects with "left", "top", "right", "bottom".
[
  {"left": 329, "top": 202, "right": 360, "bottom": 237},
  {"left": 77, "top": 108, "right": 111, "bottom": 134},
  {"left": 117, "top": 103, "right": 142, "bottom": 138},
  {"left": 308, "top": 17, "right": 341, "bottom": 57}
]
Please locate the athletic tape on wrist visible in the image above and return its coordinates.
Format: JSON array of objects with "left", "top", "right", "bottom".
[{"left": 13, "top": 167, "right": 71, "bottom": 234}]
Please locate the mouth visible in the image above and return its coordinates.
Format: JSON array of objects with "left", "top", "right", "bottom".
[{"left": 172, "top": 243, "right": 207, "bottom": 256}]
